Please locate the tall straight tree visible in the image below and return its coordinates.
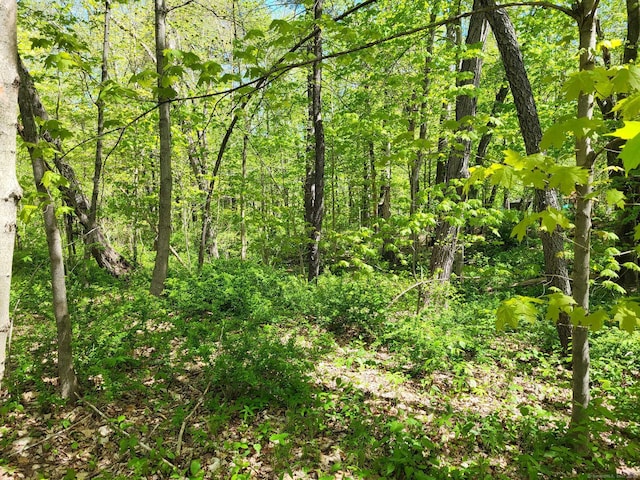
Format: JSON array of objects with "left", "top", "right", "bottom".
[
  {"left": 571, "top": 0, "right": 598, "bottom": 446},
  {"left": 0, "top": 0, "right": 22, "bottom": 389},
  {"left": 150, "top": 0, "right": 173, "bottom": 295},
  {"left": 430, "top": 0, "right": 488, "bottom": 280},
  {"left": 304, "top": 0, "right": 325, "bottom": 282},
  {"left": 479, "top": 0, "right": 573, "bottom": 352},
  {"left": 17, "top": 57, "right": 79, "bottom": 401}
]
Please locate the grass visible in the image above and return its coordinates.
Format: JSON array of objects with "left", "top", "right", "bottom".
[{"left": 1, "top": 256, "right": 639, "bottom": 479}]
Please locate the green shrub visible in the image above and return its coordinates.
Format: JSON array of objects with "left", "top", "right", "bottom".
[{"left": 309, "top": 273, "right": 392, "bottom": 342}]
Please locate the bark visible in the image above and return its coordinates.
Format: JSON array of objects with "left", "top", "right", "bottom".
[
  {"left": 475, "top": 84, "right": 508, "bottom": 167},
  {"left": 430, "top": 1, "right": 488, "bottom": 279},
  {"left": 626, "top": 0, "right": 640, "bottom": 64},
  {"left": 150, "top": 0, "right": 173, "bottom": 296},
  {"left": 90, "top": 0, "right": 111, "bottom": 228},
  {"left": 304, "top": 0, "right": 325, "bottom": 282},
  {"left": 435, "top": 22, "right": 459, "bottom": 186},
  {"left": 0, "top": 0, "right": 22, "bottom": 389},
  {"left": 18, "top": 80, "right": 79, "bottom": 401},
  {"left": 479, "top": 0, "right": 573, "bottom": 352},
  {"left": 361, "top": 143, "right": 370, "bottom": 227},
  {"left": 596, "top": 0, "right": 640, "bottom": 290},
  {"left": 17, "top": 60, "right": 131, "bottom": 278},
  {"left": 570, "top": 0, "right": 597, "bottom": 449},
  {"left": 240, "top": 132, "right": 248, "bottom": 260}
]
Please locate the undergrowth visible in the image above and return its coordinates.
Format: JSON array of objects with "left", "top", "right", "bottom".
[{"left": 2, "top": 255, "right": 639, "bottom": 479}]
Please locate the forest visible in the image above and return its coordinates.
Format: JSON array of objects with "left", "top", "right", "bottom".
[{"left": 0, "top": 0, "right": 640, "bottom": 478}]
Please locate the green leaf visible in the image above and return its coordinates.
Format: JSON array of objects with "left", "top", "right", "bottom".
[
  {"left": 19, "top": 204, "right": 38, "bottom": 224},
  {"left": 618, "top": 133, "right": 640, "bottom": 173},
  {"left": 539, "top": 208, "right": 572, "bottom": 233},
  {"left": 541, "top": 122, "right": 568, "bottom": 150},
  {"left": 190, "top": 459, "right": 202, "bottom": 476},
  {"left": 548, "top": 165, "right": 589, "bottom": 195},
  {"left": 622, "top": 262, "right": 640, "bottom": 272},
  {"left": 563, "top": 70, "right": 595, "bottom": 100},
  {"left": 42, "top": 171, "right": 70, "bottom": 189},
  {"left": 496, "top": 296, "right": 542, "bottom": 330},
  {"left": 511, "top": 214, "right": 538, "bottom": 242},
  {"left": 602, "top": 280, "right": 627, "bottom": 294},
  {"left": 546, "top": 292, "right": 576, "bottom": 322},
  {"left": 605, "top": 189, "right": 626, "bottom": 209},
  {"left": 585, "top": 309, "right": 608, "bottom": 331},
  {"left": 612, "top": 300, "right": 640, "bottom": 333},
  {"left": 608, "top": 121, "right": 640, "bottom": 140}
]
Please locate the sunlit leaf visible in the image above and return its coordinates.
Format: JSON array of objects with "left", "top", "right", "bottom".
[{"left": 612, "top": 301, "right": 640, "bottom": 333}]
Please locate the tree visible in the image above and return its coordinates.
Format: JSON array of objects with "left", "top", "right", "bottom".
[
  {"left": 150, "top": 0, "right": 173, "bottom": 295},
  {"left": 479, "top": 0, "right": 573, "bottom": 353},
  {"left": 430, "top": 0, "right": 488, "bottom": 280},
  {"left": 0, "top": 0, "right": 22, "bottom": 389},
  {"left": 17, "top": 56, "right": 79, "bottom": 401},
  {"left": 17, "top": 63, "right": 132, "bottom": 278},
  {"left": 570, "top": 0, "right": 598, "bottom": 446},
  {"left": 304, "top": 0, "right": 326, "bottom": 282}
]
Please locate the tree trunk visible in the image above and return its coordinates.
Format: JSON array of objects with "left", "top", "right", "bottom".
[
  {"left": 90, "top": 0, "right": 111, "bottom": 228},
  {"left": 18, "top": 84, "right": 79, "bottom": 401},
  {"left": 430, "top": 1, "right": 488, "bottom": 279},
  {"left": 240, "top": 132, "right": 248, "bottom": 260},
  {"left": 480, "top": 0, "right": 573, "bottom": 353},
  {"left": 570, "top": 0, "right": 597, "bottom": 447},
  {"left": 150, "top": 0, "right": 173, "bottom": 295},
  {"left": 17, "top": 59, "right": 131, "bottom": 278},
  {"left": 0, "top": 0, "right": 22, "bottom": 389},
  {"left": 304, "top": 0, "right": 325, "bottom": 282}
]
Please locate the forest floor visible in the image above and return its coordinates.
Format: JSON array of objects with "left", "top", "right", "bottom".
[{"left": 1, "top": 262, "right": 640, "bottom": 479}]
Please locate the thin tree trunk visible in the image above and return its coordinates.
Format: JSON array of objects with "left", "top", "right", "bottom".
[
  {"left": 430, "top": 1, "right": 488, "bottom": 279},
  {"left": 150, "top": 0, "right": 173, "bottom": 295},
  {"left": 240, "top": 132, "right": 248, "bottom": 260},
  {"left": 304, "top": 0, "right": 325, "bottom": 282},
  {"left": 480, "top": 0, "right": 573, "bottom": 352},
  {"left": 17, "top": 59, "right": 131, "bottom": 277},
  {"left": 90, "top": 0, "right": 111, "bottom": 228},
  {"left": 18, "top": 62, "right": 79, "bottom": 402},
  {"left": 0, "top": 0, "right": 22, "bottom": 389},
  {"left": 570, "top": 0, "right": 597, "bottom": 446}
]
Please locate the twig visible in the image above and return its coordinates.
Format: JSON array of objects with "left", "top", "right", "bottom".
[
  {"left": 387, "top": 281, "right": 429, "bottom": 308},
  {"left": 76, "top": 395, "right": 178, "bottom": 471},
  {"left": 176, "top": 382, "right": 210, "bottom": 457},
  {"left": 9, "top": 413, "right": 92, "bottom": 456}
]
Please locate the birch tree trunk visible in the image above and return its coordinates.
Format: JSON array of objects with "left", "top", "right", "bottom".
[
  {"left": 150, "top": 0, "right": 173, "bottom": 295},
  {"left": 18, "top": 79, "right": 79, "bottom": 401},
  {"left": 0, "top": 0, "right": 22, "bottom": 389}
]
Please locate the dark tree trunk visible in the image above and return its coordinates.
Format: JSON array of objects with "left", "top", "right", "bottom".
[
  {"left": 480, "top": 0, "right": 573, "bottom": 352},
  {"left": 304, "top": 0, "right": 325, "bottom": 282},
  {"left": 430, "top": 1, "right": 488, "bottom": 279},
  {"left": 17, "top": 59, "right": 131, "bottom": 278},
  {"left": 90, "top": 0, "right": 111, "bottom": 228}
]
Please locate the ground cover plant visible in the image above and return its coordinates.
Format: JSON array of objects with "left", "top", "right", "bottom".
[
  {"left": 2, "top": 256, "right": 639, "bottom": 479},
  {"left": 2, "top": 0, "right": 640, "bottom": 478}
]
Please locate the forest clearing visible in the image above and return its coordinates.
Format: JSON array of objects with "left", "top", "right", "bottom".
[{"left": 1, "top": 0, "right": 640, "bottom": 478}]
